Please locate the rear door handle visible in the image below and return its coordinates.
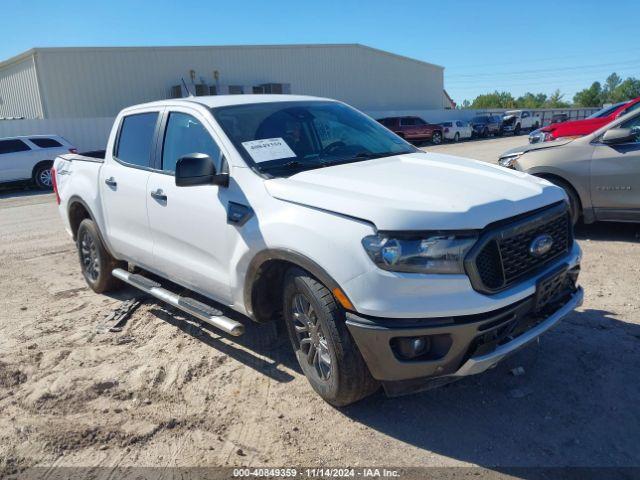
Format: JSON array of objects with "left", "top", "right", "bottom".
[
  {"left": 104, "top": 177, "right": 117, "bottom": 187},
  {"left": 150, "top": 189, "right": 167, "bottom": 201}
]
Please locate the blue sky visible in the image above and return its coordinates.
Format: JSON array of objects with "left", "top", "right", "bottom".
[{"left": 3, "top": 0, "right": 639, "bottom": 104}]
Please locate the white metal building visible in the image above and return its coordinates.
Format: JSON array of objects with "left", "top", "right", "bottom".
[{"left": 0, "top": 44, "right": 444, "bottom": 120}]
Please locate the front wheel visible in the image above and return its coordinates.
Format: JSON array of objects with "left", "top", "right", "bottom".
[
  {"left": 453, "top": 132, "right": 460, "bottom": 142},
  {"left": 76, "top": 219, "right": 125, "bottom": 293},
  {"left": 542, "top": 178, "right": 581, "bottom": 225},
  {"left": 283, "top": 268, "right": 378, "bottom": 406}
]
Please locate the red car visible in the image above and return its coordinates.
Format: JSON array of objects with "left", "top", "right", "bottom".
[
  {"left": 377, "top": 116, "right": 443, "bottom": 144},
  {"left": 531, "top": 96, "right": 640, "bottom": 143}
]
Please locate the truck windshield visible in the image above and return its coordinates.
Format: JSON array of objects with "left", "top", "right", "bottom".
[{"left": 212, "top": 101, "right": 417, "bottom": 176}]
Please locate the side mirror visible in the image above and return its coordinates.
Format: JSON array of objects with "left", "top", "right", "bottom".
[
  {"left": 175, "top": 153, "right": 229, "bottom": 187},
  {"left": 601, "top": 128, "right": 636, "bottom": 145}
]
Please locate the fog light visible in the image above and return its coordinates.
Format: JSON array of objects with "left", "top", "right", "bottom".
[{"left": 393, "top": 336, "right": 431, "bottom": 360}]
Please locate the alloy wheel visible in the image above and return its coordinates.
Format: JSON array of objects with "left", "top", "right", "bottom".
[
  {"left": 291, "top": 293, "right": 332, "bottom": 381},
  {"left": 39, "top": 169, "right": 53, "bottom": 187},
  {"left": 80, "top": 232, "right": 100, "bottom": 281}
]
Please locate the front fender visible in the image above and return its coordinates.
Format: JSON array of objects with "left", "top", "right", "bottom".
[{"left": 229, "top": 201, "right": 376, "bottom": 318}]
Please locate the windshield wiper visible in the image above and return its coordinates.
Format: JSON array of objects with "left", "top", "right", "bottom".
[{"left": 260, "top": 159, "right": 324, "bottom": 173}]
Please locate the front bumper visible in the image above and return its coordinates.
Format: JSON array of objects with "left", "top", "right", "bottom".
[{"left": 346, "top": 275, "right": 582, "bottom": 395}]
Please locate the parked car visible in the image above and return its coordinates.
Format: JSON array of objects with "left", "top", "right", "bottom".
[
  {"left": 53, "top": 95, "right": 582, "bottom": 406},
  {"left": 529, "top": 96, "right": 640, "bottom": 143},
  {"left": 440, "top": 120, "right": 472, "bottom": 142},
  {"left": 377, "top": 116, "right": 443, "bottom": 144},
  {"left": 470, "top": 115, "right": 502, "bottom": 137},
  {"left": 500, "top": 108, "right": 640, "bottom": 224},
  {"left": 0, "top": 135, "right": 76, "bottom": 189},
  {"left": 550, "top": 113, "right": 569, "bottom": 124},
  {"left": 501, "top": 110, "right": 540, "bottom": 135}
]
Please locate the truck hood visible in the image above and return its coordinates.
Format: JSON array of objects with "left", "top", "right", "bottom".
[{"left": 264, "top": 152, "right": 566, "bottom": 231}]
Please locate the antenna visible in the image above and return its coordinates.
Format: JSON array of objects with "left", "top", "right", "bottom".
[{"left": 181, "top": 78, "right": 194, "bottom": 97}]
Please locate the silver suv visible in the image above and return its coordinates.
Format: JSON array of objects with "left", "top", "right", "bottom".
[{"left": 499, "top": 109, "right": 640, "bottom": 224}]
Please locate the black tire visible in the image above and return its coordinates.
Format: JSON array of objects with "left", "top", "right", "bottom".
[
  {"left": 533, "top": 122, "right": 540, "bottom": 130},
  {"left": 33, "top": 162, "right": 53, "bottom": 190},
  {"left": 514, "top": 123, "right": 522, "bottom": 135},
  {"left": 76, "top": 218, "right": 125, "bottom": 293},
  {"left": 482, "top": 127, "right": 489, "bottom": 138},
  {"left": 431, "top": 131, "right": 442, "bottom": 145},
  {"left": 282, "top": 268, "right": 379, "bottom": 406},
  {"left": 544, "top": 178, "right": 581, "bottom": 225},
  {"left": 453, "top": 132, "right": 460, "bottom": 143}
]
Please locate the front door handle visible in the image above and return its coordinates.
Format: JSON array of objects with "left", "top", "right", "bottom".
[
  {"left": 150, "top": 189, "right": 167, "bottom": 201},
  {"left": 104, "top": 177, "right": 117, "bottom": 187}
]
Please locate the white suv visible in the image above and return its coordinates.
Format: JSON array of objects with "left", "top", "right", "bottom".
[
  {"left": 53, "top": 95, "right": 583, "bottom": 406},
  {"left": 0, "top": 135, "right": 76, "bottom": 189}
]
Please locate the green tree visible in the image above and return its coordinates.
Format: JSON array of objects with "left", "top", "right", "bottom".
[
  {"left": 573, "top": 81, "right": 603, "bottom": 107},
  {"left": 602, "top": 73, "right": 622, "bottom": 103},
  {"left": 609, "top": 77, "right": 640, "bottom": 103},
  {"left": 545, "top": 89, "right": 570, "bottom": 108},
  {"left": 516, "top": 92, "right": 547, "bottom": 109},
  {"left": 471, "top": 91, "right": 516, "bottom": 109}
]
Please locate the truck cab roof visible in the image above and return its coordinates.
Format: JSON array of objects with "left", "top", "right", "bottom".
[{"left": 124, "top": 94, "right": 333, "bottom": 112}]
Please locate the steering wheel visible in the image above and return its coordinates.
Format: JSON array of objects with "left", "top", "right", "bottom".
[{"left": 321, "top": 141, "right": 346, "bottom": 156}]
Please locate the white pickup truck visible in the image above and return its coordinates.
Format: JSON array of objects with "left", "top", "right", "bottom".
[
  {"left": 53, "top": 95, "right": 583, "bottom": 405},
  {"left": 502, "top": 110, "right": 541, "bottom": 135}
]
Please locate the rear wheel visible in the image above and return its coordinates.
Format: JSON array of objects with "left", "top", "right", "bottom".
[
  {"left": 453, "top": 132, "right": 460, "bottom": 143},
  {"left": 514, "top": 123, "right": 522, "bottom": 135},
  {"left": 283, "top": 268, "right": 378, "bottom": 406},
  {"left": 431, "top": 131, "right": 442, "bottom": 145},
  {"left": 76, "top": 219, "right": 125, "bottom": 293},
  {"left": 482, "top": 127, "right": 489, "bottom": 138},
  {"left": 33, "top": 163, "right": 53, "bottom": 189}
]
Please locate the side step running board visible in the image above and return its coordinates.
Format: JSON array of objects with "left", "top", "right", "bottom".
[{"left": 112, "top": 268, "right": 244, "bottom": 337}]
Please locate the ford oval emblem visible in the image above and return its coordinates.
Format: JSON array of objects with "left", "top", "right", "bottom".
[{"left": 529, "top": 234, "right": 554, "bottom": 257}]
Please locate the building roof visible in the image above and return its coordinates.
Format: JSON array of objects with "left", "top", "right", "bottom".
[{"left": 0, "top": 43, "right": 444, "bottom": 71}]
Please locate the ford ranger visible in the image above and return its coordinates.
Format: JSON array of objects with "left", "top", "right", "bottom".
[{"left": 53, "top": 95, "right": 583, "bottom": 406}]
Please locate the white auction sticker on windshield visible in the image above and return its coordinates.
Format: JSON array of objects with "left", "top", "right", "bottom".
[{"left": 242, "top": 138, "right": 296, "bottom": 163}]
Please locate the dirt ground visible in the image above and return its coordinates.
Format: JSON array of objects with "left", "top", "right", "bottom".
[{"left": 1, "top": 135, "right": 639, "bottom": 475}]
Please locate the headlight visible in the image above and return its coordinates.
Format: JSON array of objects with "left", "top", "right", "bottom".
[
  {"left": 361, "top": 233, "right": 477, "bottom": 274},
  {"left": 529, "top": 130, "right": 554, "bottom": 144},
  {"left": 498, "top": 153, "right": 522, "bottom": 168}
]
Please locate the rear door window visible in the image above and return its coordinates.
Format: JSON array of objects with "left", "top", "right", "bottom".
[
  {"left": 115, "top": 112, "right": 159, "bottom": 168},
  {"left": 0, "top": 139, "right": 31, "bottom": 154},
  {"left": 400, "top": 118, "right": 416, "bottom": 126},
  {"left": 161, "top": 112, "right": 221, "bottom": 173},
  {"left": 29, "top": 137, "right": 63, "bottom": 148}
]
